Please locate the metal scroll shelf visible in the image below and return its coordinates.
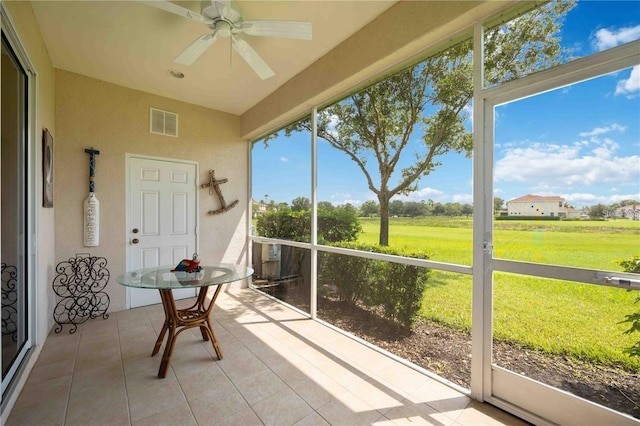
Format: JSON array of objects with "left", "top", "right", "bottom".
[
  {"left": 52, "top": 254, "right": 110, "bottom": 334},
  {"left": 1, "top": 263, "right": 18, "bottom": 342}
]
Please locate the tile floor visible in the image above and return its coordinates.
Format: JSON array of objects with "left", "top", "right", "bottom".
[{"left": 6, "top": 287, "right": 528, "bottom": 425}]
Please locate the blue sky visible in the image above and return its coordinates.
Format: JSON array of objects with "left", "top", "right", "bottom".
[{"left": 252, "top": 1, "right": 640, "bottom": 210}]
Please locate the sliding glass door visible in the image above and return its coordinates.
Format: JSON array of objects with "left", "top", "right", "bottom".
[
  {"left": 1, "top": 30, "right": 30, "bottom": 395},
  {"left": 482, "top": 43, "right": 640, "bottom": 425}
]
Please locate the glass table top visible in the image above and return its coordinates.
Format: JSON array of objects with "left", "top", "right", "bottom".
[{"left": 116, "top": 264, "right": 254, "bottom": 290}]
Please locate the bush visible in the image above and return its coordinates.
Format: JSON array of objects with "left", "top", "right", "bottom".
[
  {"left": 319, "top": 242, "right": 430, "bottom": 328},
  {"left": 619, "top": 254, "right": 640, "bottom": 357},
  {"left": 318, "top": 207, "right": 362, "bottom": 243},
  {"left": 318, "top": 248, "right": 375, "bottom": 304},
  {"left": 256, "top": 209, "right": 310, "bottom": 242},
  {"left": 256, "top": 206, "right": 361, "bottom": 243},
  {"left": 495, "top": 216, "right": 561, "bottom": 221}
]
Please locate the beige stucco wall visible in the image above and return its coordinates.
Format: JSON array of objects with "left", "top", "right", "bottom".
[
  {"left": 55, "top": 70, "right": 246, "bottom": 312},
  {"left": 507, "top": 201, "right": 563, "bottom": 217}
]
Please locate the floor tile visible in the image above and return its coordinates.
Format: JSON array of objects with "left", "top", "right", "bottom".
[
  {"left": 251, "top": 387, "right": 315, "bottom": 426},
  {"left": 132, "top": 401, "right": 197, "bottom": 426},
  {"left": 233, "top": 368, "right": 288, "bottom": 405},
  {"left": 294, "top": 411, "right": 331, "bottom": 425},
  {"left": 189, "top": 387, "right": 249, "bottom": 425},
  {"left": 5, "top": 289, "right": 526, "bottom": 426},
  {"left": 212, "top": 406, "right": 263, "bottom": 426},
  {"left": 5, "top": 375, "right": 71, "bottom": 426},
  {"left": 177, "top": 364, "right": 236, "bottom": 402},
  {"left": 127, "top": 378, "right": 187, "bottom": 423},
  {"left": 316, "top": 390, "right": 385, "bottom": 426}
]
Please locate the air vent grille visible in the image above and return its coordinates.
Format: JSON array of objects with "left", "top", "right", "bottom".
[{"left": 150, "top": 108, "right": 178, "bottom": 137}]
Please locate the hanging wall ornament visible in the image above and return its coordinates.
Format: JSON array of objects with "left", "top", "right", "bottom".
[
  {"left": 201, "top": 170, "right": 238, "bottom": 215},
  {"left": 84, "top": 148, "right": 100, "bottom": 247}
]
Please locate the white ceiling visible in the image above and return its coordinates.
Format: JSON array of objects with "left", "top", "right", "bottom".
[{"left": 31, "top": 0, "right": 396, "bottom": 115}]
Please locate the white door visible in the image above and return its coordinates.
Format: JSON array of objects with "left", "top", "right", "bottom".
[{"left": 128, "top": 156, "right": 199, "bottom": 308}]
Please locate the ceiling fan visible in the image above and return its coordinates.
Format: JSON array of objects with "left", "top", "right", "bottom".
[{"left": 141, "top": 0, "right": 312, "bottom": 80}]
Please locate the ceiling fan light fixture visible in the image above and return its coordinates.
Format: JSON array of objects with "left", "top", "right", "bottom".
[
  {"left": 168, "top": 70, "right": 185, "bottom": 79},
  {"left": 215, "top": 20, "right": 232, "bottom": 38}
]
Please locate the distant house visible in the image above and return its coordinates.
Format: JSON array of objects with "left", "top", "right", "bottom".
[
  {"left": 612, "top": 204, "right": 640, "bottom": 220},
  {"left": 252, "top": 199, "right": 267, "bottom": 217},
  {"left": 563, "top": 206, "right": 583, "bottom": 219},
  {"left": 506, "top": 194, "right": 580, "bottom": 219}
]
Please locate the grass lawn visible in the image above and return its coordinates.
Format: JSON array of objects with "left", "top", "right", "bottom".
[{"left": 357, "top": 216, "right": 640, "bottom": 371}]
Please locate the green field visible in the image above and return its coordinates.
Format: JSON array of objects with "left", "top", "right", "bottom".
[{"left": 357, "top": 217, "right": 640, "bottom": 370}]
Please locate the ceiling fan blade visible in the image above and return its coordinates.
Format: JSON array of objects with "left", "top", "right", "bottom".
[
  {"left": 241, "top": 21, "right": 312, "bottom": 40},
  {"left": 231, "top": 36, "right": 275, "bottom": 80},
  {"left": 174, "top": 33, "right": 218, "bottom": 65},
  {"left": 138, "top": 1, "right": 212, "bottom": 24}
]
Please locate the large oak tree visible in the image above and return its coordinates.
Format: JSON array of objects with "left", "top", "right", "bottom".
[{"left": 278, "top": 1, "right": 574, "bottom": 245}]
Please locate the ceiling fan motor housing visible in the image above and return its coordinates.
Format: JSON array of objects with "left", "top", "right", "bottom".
[{"left": 201, "top": 0, "right": 241, "bottom": 23}]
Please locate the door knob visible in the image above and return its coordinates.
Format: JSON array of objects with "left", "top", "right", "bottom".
[
  {"left": 132, "top": 228, "right": 139, "bottom": 234},
  {"left": 132, "top": 238, "right": 139, "bottom": 244}
]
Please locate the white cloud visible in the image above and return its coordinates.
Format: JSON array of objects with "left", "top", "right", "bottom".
[
  {"left": 415, "top": 187, "right": 445, "bottom": 197},
  {"left": 452, "top": 193, "right": 473, "bottom": 203},
  {"left": 592, "top": 25, "right": 640, "bottom": 51},
  {"left": 280, "top": 157, "right": 289, "bottom": 162},
  {"left": 324, "top": 114, "right": 341, "bottom": 138},
  {"left": 615, "top": 65, "right": 640, "bottom": 98},
  {"left": 609, "top": 193, "right": 640, "bottom": 204},
  {"left": 561, "top": 192, "right": 640, "bottom": 207},
  {"left": 579, "top": 123, "right": 626, "bottom": 137},
  {"left": 463, "top": 104, "right": 473, "bottom": 126},
  {"left": 561, "top": 192, "right": 604, "bottom": 207},
  {"left": 330, "top": 192, "right": 352, "bottom": 201},
  {"left": 329, "top": 191, "right": 376, "bottom": 206},
  {"left": 495, "top": 137, "right": 640, "bottom": 193},
  {"left": 337, "top": 199, "right": 362, "bottom": 206},
  {"left": 395, "top": 187, "right": 445, "bottom": 202}
]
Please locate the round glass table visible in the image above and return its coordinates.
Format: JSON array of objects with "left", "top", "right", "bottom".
[{"left": 116, "top": 264, "right": 253, "bottom": 378}]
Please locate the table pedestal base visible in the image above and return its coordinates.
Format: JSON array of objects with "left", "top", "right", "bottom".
[{"left": 152, "top": 285, "right": 223, "bottom": 378}]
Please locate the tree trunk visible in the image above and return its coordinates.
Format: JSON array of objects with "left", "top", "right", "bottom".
[{"left": 378, "top": 193, "right": 390, "bottom": 246}]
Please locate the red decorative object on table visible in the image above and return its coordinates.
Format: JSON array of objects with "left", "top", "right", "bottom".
[{"left": 171, "top": 253, "right": 202, "bottom": 273}]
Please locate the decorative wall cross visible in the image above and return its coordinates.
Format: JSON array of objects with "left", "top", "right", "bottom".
[{"left": 201, "top": 170, "right": 238, "bottom": 215}]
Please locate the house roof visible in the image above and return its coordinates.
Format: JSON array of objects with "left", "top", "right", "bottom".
[{"left": 507, "top": 194, "right": 565, "bottom": 203}]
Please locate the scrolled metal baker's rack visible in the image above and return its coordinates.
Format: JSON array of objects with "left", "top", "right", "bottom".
[
  {"left": 52, "top": 253, "right": 110, "bottom": 334},
  {"left": 1, "top": 263, "right": 18, "bottom": 341}
]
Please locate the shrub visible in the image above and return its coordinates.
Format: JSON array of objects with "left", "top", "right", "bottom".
[
  {"left": 619, "top": 254, "right": 640, "bottom": 357},
  {"left": 319, "top": 242, "right": 430, "bottom": 328},
  {"left": 256, "top": 209, "right": 310, "bottom": 242},
  {"left": 318, "top": 207, "right": 362, "bottom": 243},
  {"left": 368, "top": 245, "right": 430, "bottom": 328},
  {"left": 318, "top": 248, "right": 375, "bottom": 304},
  {"left": 495, "top": 216, "right": 561, "bottom": 221},
  {"left": 256, "top": 206, "right": 361, "bottom": 243}
]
